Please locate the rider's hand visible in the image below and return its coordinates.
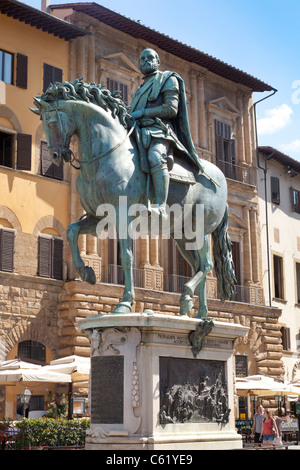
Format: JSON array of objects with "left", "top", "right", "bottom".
[{"left": 130, "top": 110, "right": 143, "bottom": 120}]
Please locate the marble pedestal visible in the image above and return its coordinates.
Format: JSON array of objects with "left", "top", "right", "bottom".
[{"left": 77, "top": 312, "right": 248, "bottom": 450}]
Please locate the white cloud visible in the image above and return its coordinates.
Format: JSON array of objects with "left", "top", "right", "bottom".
[
  {"left": 279, "top": 139, "right": 300, "bottom": 156},
  {"left": 257, "top": 104, "right": 293, "bottom": 135}
]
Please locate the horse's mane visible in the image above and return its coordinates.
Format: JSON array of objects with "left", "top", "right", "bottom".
[{"left": 41, "top": 78, "right": 130, "bottom": 128}]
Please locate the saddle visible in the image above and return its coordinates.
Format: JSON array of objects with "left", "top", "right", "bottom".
[{"left": 133, "top": 125, "right": 196, "bottom": 186}]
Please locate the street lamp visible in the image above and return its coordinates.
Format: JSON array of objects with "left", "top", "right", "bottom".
[
  {"left": 275, "top": 395, "right": 283, "bottom": 416},
  {"left": 250, "top": 395, "right": 258, "bottom": 417},
  {"left": 20, "top": 387, "right": 31, "bottom": 418}
]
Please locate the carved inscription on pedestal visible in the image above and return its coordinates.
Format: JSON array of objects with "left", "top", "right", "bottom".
[{"left": 91, "top": 356, "right": 124, "bottom": 424}]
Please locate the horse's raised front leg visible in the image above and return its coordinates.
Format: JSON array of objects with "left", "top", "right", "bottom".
[
  {"left": 67, "top": 214, "right": 99, "bottom": 285},
  {"left": 179, "top": 235, "right": 213, "bottom": 317},
  {"left": 172, "top": 236, "right": 199, "bottom": 316}
]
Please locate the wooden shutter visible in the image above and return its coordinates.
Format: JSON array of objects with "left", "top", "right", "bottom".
[
  {"left": 41, "top": 141, "right": 53, "bottom": 177},
  {"left": 43, "top": 63, "right": 63, "bottom": 92},
  {"left": 43, "top": 63, "right": 52, "bottom": 92},
  {"left": 281, "top": 327, "right": 291, "bottom": 351},
  {"left": 53, "top": 67, "right": 62, "bottom": 83},
  {"left": 41, "top": 141, "right": 63, "bottom": 180},
  {"left": 215, "top": 120, "right": 225, "bottom": 172},
  {"left": 16, "top": 53, "right": 28, "bottom": 89},
  {"left": 38, "top": 236, "right": 51, "bottom": 277},
  {"left": 107, "top": 78, "right": 128, "bottom": 105},
  {"left": 291, "top": 187, "right": 300, "bottom": 213},
  {"left": 52, "top": 238, "right": 63, "bottom": 280},
  {"left": 271, "top": 176, "right": 280, "bottom": 204},
  {"left": 53, "top": 161, "right": 63, "bottom": 180},
  {"left": 216, "top": 135, "right": 224, "bottom": 168},
  {"left": 0, "top": 229, "right": 15, "bottom": 272},
  {"left": 215, "top": 119, "right": 223, "bottom": 137},
  {"left": 16, "top": 133, "right": 31, "bottom": 170},
  {"left": 229, "top": 139, "right": 237, "bottom": 180},
  {"left": 231, "top": 241, "right": 241, "bottom": 285},
  {"left": 119, "top": 82, "right": 128, "bottom": 105},
  {"left": 38, "top": 236, "right": 63, "bottom": 279}
]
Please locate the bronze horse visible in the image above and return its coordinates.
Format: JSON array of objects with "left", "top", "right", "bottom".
[{"left": 31, "top": 79, "right": 236, "bottom": 318}]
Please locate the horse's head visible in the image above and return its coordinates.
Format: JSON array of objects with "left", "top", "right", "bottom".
[{"left": 30, "top": 97, "right": 76, "bottom": 166}]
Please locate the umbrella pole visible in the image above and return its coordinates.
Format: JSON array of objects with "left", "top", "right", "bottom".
[{"left": 67, "top": 382, "right": 73, "bottom": 419}]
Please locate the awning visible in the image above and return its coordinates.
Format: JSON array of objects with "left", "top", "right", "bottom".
[
  {"left": 0, "top": 359, "right": 71, "bottom": 384},
  {"left": 42, "top": 355, "right": 90, "bottom": 384},
  {"left": 0, "top": 356, "right": 90, "bottom": 385},
  {"left": 236, "top": 375, "right": 300, "bottom": 397}
]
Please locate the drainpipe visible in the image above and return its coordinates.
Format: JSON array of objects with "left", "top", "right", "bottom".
[{"left": 253, "top": 89, "right": 277, "bottom": 307}]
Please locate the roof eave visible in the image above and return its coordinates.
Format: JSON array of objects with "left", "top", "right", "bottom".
[{"left": 50, "top": 2, "right": 275, "bottom": 92}]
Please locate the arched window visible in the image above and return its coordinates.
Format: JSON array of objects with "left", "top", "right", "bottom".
[{"left": 18, "top": 340, "right": 46, "bottom": 363}]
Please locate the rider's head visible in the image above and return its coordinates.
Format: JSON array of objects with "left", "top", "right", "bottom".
[{"left": 139, "top": 48, "right": 160, "bottom": 76}]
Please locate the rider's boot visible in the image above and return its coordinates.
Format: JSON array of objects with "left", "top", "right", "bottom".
[{"left": 142, "top": 164, "right": 169, "bottom": 221}]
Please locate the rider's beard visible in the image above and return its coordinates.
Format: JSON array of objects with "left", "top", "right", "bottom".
[{"left": 140, "top": 62, "right": 159, "bottom": 76}]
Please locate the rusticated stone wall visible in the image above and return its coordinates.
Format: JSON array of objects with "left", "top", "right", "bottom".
[
  {"left": 57, "top": 280, "right": 284, "bottom": 377},
  {"left": 0, "top": 272, "right": 63, "bottom": 360}
]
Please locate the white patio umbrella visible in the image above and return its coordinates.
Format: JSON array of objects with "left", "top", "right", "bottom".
[
  {"left": 0, "top": 359, "right": 42, "bottom": 370},
  {"left": 41, "top": 355, "right": 90, "bottom": 418},
  {"left": 42, "top": 355, "right": 90, "bottom": 384},
  {"left": 0, "top": 359, "right": 72, "bottom": 384},
  {"left": 236, "top": 375, "right": 300, "bottom": 397}
]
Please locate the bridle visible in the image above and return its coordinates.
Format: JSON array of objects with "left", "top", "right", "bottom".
[{"left": 46, "top": 106, "right": 136, "bottom": 171}]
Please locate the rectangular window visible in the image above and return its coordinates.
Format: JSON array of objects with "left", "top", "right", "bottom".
[
  {"left": 38, "top": 236, "right": 63, "bottom": 280},
  {"left": 280, "top": 326, "right": 291, "bottom": 351},
  {"left": 0, "top": 131, "right": 14, "bottom": 168},
  {"left": 107, "top": 78, "right": 128, "bottom": 105},
  {"left": 291, "top": 187, "right": 300, "bottom": 214},
  {"left": 271, "top": 176, "right": 280, "bottom": 204},
  {"left": 0, "top": 228, "right": 15, "bottom": 273},
  {"left": 235, "top": 355, "right": 248, "bottom": 377},
  {"left": 43, "top": 63, "right": 63, "bottom": 92},
  {"left": 215, "top": 119, "right": 237, "bottom": 180},
  {"left": 0, "top": 49, "right": 14, "bottom": 85},
  {"left": 273, "top": 254, "right": 284, "bottom": 299},
  {"left": 0, "top": 132, "right": 32, "bottom": 170}
]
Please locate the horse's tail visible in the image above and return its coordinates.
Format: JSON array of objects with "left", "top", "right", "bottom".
[{"left": 212, "top": 205, "right": 236, "bottom": 301}]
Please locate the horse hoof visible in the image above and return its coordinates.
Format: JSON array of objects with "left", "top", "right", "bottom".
[
  {"left": 195, "top": 308, "right": 208, "bottom": 319},
  {"left": 79, "top": 266, "right": 96, "bottom": 285},
  {"left": 180, "top": 297, "right": 193, "bottom": 315},
  {"left": 112, "top": 301, "right": 132, "bottom": 314}
]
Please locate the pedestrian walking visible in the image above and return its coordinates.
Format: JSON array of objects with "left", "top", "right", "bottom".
[
  {"left": 260, "top": 409, "right": 279, "bottom": 447},
  {"left": 250, "top": 404, "right": 264, "bottom": 446},
  {"left": 274, "top": 408, "right": 290, "bottom": 446}
]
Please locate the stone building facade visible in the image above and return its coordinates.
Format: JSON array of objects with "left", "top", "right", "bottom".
[
  {"left": 0, "top": 0, "right": 87, "bottom": 418},
  {"left": 0, "top": 1, "right": 284, "bottom": 419},
  {"left": 258, "top": 147, "right": 300, "bottom": 383}
]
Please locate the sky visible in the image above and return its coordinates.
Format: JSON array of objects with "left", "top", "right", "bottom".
[{"left": 22, "top": 0, "right": 300, "bottom": 161}]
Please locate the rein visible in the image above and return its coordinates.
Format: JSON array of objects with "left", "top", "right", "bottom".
[
  {"left": 48, "top": 106, "right": 136, "bottom": 170},
  {"left": 69, "top": 119, "right": 136, "bottom": 170}
]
